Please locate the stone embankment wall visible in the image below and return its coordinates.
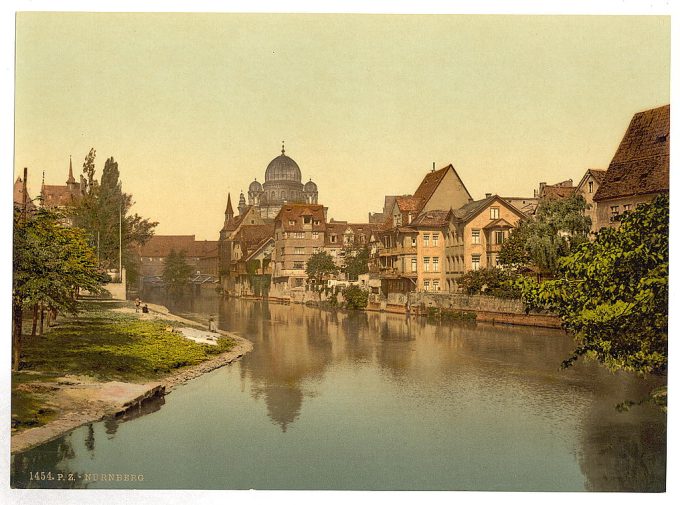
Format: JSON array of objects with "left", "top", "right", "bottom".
[{"left": 409, "top": 292, "right": 562, "bottom": 328}]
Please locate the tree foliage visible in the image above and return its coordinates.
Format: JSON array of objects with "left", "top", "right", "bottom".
[
  {"left": 12, "top": 206, "right": 105, "bottom": 370},
  {"left": 69, "top": 151, "right": 158, "bottom": 275},
  {"left": 162, "top": 249, "right": 194, "bottom": 296},
  {"left": 499, "top": 194, "right": 591, "bottom": 274},
  {"left": 305, "top": 251, "right": 338, "bottom": 286},
  {"left": 343, "top": 285, "right": 369, "bottom": 310},
  {"left": 518, "top": 194, "right": 668, "bottom": 379},
  {"left": 457, "top": 268, "right": 521, "bottom": 299},
  {"left": 343, "top": 246, "right": 370, "bottom": 281}
]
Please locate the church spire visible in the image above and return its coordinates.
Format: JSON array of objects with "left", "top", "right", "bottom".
[
  {"left": 66, "top": 155, "right": 76, "bottom": 184},
  {"left": 225, "top": 192, "right": 234, "bottom": 221}
]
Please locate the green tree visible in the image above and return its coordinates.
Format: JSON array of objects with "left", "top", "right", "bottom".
[
  {"left": 70, "top": 151, "right": 158, "bottom": 279},
  {"left": 305, "top": 251, "right": 338, "bottom": 290},
  {"left": 518, "top": 195, "right": 668, "bottom": 405},
  {"left": 343, "top": 285, "right": 369, "bottom": 310},
  {"left": 162, "top": 249, "right": 194, "bottom": 296},
  {"left": 343, "top": 245, "right": 370, "bottom": 281},
  {"left": 12, "top": 207, "right": 104, "bottom": 370},
  {"left": 457, "top": 267, "right": 520, "bottom": 299},
  {"left": 499, "top": 194, "right": 591, "bottom": 275}
]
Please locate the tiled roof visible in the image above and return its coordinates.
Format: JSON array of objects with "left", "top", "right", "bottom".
[
  {"left": 395, "top": 195, "right": 422, "bottom": 212},
  {"left": 41, "top": 184, "right": 79, "bottom": 208},
  {"left": 275, "top": 204, "right": 326, "bottom": 231},
  {"left": 541, "top": 186, "right": 576, "bottom": 200},
  {"left": 234, "top": 224, "right": 275, "bottom": 254},
  {"left": 13, "top": 177, "right": 37, "bottom": 211},
  {"left": 187, "top": 240, "right": 220, "bottom": 259},
  {"left": 594, "top": 104, "right": 669, "bottom": 202},
  {"left": 452, "top": 195, "right": 496, "bottom": 221},
  {"left": 410, "top": 209, "right": 451, "bottom": 228},
  {"left": 138, "top": 235, "right": 196, "bottom": 258},
  {"left": 588, "top": 169, "right": 607, "bottom": 185},
  {"left": 412, "top": 166, "right": 449, "bottom": 211}
]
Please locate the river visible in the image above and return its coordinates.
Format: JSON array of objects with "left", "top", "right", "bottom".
[{"left": 11, "top": 296, "right": 667, "bottom": 491}]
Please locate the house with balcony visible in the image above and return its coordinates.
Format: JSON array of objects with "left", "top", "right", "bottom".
[
  {"left": 447, "top": 194, "right": 526, "bottom": 288},
  {"left": 592, "top": 104, "right": 669, "bottom": 232},
  {"left": 271, "top": 203, "right": 327, "bottom": 294}
]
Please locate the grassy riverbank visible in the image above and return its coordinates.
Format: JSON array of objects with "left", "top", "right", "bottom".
[{"left": 12, "top": 300, "right": 236, "bottom": 432}]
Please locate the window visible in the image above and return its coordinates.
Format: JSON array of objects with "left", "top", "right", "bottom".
[
  {"left": 411, "top": 237, "right": 417, "bottom": 247},
  {"left": 611, "top": 205, "right": 620, "bottom": 216},
  {"left": 330, "top": 235, "right": 337, "bottom": 243},
  {"left": 472, "top": 254, "right": 481, "bottom": 271},
  {"left": 588, "top": 181, "right": 594, "bottom": 193},
  {"left": 280, "top": 247, "right": 285, "bottom": 256},
  {"left": 288, "top": 220, "right": 296, "bottom": 226},
  {"left": 433, "top": 257, "right": 439, "bottom": 272},
  {"left": 495, "top": 231, "right": 504, "bottom": 244},
  {"left": 294, "top": 247, "right": 304, "bottom": 255},
  {"left": 423, "top": 234, "right": 430, "bottom": 247},
  {"left": 313, "top": 247, "right": 320, "bottom": 254},
  {"left": 303, "top": 216, "right": 312, "bottom": 224},
  {"left": 294, "top": 278, "right": 304, "bottom": 287},
  {"left": 472, "top": 229, "right": 480, "bottom": 244},
  {"left": 424, "top": 280, "right": 430, "bottom": 291},
  {"left": 411, "top": 258, "right": 417, "bottom": 272},
  {"left": 433, "top": 280, "right": 440, "bottom": 291},
  {"left": 432, "top": 233, "right": 439, "bottom": 247},
  {"left": 312, "top": 232, "right": 319, "bottom": 239},
  {"left": 293, "top": 261, "right": 304, "bottom": 270},
  {"left": 281, "top": 191, "right": 286, "bottom": 200},
  {"left": 424, "top": 257, "right": 430, "bottom": 272},
  {"left": 490, "top": 207, "right": 499, "bottom": 220},
  {"left": 623, "top": 204, "right": 631, "bottom": 212},
  {"left": 314, "top": 220, "right": 320, "bottom": 225}
]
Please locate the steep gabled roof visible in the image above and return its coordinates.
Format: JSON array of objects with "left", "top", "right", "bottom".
[
  {"left": 41, "top": 184, "right": 79, "bottom": 208},
  {"left": 452, "top": 195, "right": 525, "bottom": 223},
  {"left": 412, "top": 164, "right": 472, "bottom": 213},
  {"left": 541, "top": 185, "right": 576, "bottom": 200},
  {"left": 234, "top": 224, "right": 275, "bottom": 257},
  {"left": 13, "top": 177, "right": 37, "bottom": 211},
  {"left": 594, "top": 104, "right": 670, "bottom": 202}
]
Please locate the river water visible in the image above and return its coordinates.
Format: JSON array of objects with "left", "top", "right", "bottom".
[{"left": 11, "top": 296, "right": 666, "bottom": 491}]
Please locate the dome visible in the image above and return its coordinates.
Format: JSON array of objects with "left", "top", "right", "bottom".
[
  {"left": 249, "top": 179, "right": 263, "bottom": 193},
  {"left": 265, "top": 153, "right": 302, "bottom": 183},
  {"left": 304, "top": 179, "right": 317, "bottom": 192}
]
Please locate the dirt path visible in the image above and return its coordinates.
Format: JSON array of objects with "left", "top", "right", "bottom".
[{"left": 10, "top": 302, "right": 253, "bottom": 454}]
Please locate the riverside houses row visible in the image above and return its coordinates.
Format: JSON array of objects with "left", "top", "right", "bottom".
[{"left": 212, "top": 103, "right": 669, "bottom": 298}]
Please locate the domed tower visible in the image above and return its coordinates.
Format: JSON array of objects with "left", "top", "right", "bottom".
[
  {"left": 248, "top": 178, "right": 263, "bottom": 206},
  {"left": 262, "top": 142, "right": 305, "bottom": 205},
  {"left": 303, "top": 179, "right": 318, "bottom": 204},
  {"left": 238, "top": 191, "right": 247, "bottom": 215}
]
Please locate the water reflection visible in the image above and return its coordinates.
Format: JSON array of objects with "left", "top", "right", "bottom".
[{"left": 11, "top": 294, "right": 666, "bottom": 491}]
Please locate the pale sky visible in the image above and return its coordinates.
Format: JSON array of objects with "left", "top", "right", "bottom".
[{"left": 14, "top": 13, "right": 670, "bottom": 240}]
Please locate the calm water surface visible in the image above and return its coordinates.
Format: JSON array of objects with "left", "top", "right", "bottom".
[{"left": 11, "top": 296, "right": 666, "bottom": 491}]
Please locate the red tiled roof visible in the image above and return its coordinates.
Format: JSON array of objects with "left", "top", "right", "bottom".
[
  {"left": 275, "top": 204, "right": 326, "bottom": 231},
  {"left": 234, "top": 224, "right": 275, "bottom": 254},
  {"left": 594, "top": 104, "right": 669, "bottom": 202},
  {"left": 13, "top": 177, "right": 37, "bottom": 211},
  {"left": 187, "top": 240, "right": 219, "bottom": 259},
  {"left": 138, "top": 235, "right": 196, "bottom": 258},
  {"left": 395, "top": 195, "right": 422, "bottom": 212},
  {"left": 588, "top": 169, "right": 607, "bottom": 185},
  {"left": 41, "top": 184, "right": 79, "bottom": 208},
  {"left": 541, "top": 186, "right": 576, "bottom": 200},
  {"left": 412, "top": 166, "right": 448, "bottom": 211}
]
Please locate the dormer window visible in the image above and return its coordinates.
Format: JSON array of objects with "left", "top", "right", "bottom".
[
  {"left": 657, "top": 134, "right": 668, "bottom": 143},
  {"left": 288, "top": 219, "right": 296, "bottom": 226},
  {"left": 303, "top": 216, "right": 312, "bottom": 224}
]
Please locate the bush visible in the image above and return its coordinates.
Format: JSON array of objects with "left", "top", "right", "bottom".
[
  {"left": 343, "top": 285, "right": 368, "bottom": 310},
  {"left": 457, "top": 268, "right": 520, "bottom": 299}
]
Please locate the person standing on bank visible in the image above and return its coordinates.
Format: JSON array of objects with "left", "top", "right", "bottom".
[{"left": 209, "top": 315, "right": 217, "bottom": 333}]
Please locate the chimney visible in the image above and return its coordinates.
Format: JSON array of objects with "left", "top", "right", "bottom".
[
  {"left": 485, "top": 193, "right": 492, "bottom": 199},
  {"left": 432, "top": 162, "right": 435, "bottom": 172}
]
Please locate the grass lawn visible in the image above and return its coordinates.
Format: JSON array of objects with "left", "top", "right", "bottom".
[
  {"left": 19, "top": 301, "right": 236, "bottom": 382},
  {"left": 12, "top": 300, "right": 236, "bottom": 431}
]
